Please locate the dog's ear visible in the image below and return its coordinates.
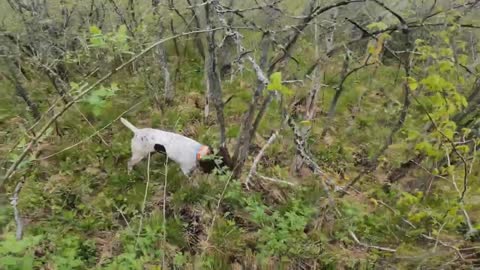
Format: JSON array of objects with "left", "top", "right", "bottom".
[{"left": 154, "top": 144, "right": 166, "bottom": 154}]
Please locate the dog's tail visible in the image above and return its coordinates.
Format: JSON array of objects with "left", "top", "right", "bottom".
[{"left": 120, "top": 117, "right": 138, "bottom": 133}]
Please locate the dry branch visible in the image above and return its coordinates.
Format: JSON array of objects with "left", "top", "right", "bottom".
[
  {"left": 268, "top": 0, "right": 365, "bottom": 74},
  {"left": 349, "top": 230, "right": 397, "bottom": 253},
  {"left": 246, "top": 131, "right": 279, "bottom": 188},
  {"left": 287, "top": 117, "right": 339, "bottom": 206},
  {"left": 256, "top": 174, "right": 295, "bottom": 187},
  {"left": 11, "top": 178, "right": 25, "bottom": 240}
]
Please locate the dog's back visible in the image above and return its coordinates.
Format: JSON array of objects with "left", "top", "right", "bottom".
[
  {"left": 121, "top": 117, "right": 203, "bottom": 175},
  {"left": 134, "top": 128, "right": 202, "bottom": 175}
]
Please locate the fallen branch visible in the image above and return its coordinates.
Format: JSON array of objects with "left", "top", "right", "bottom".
[
  {"left": 256, "top": 174, "right": 295, "bottom": 187},
  {"left": 246, "top": 131, "right": 279, "bottom": 188},
  {"left": 349, "top": 230, "right": 397, "bottom": 252}
]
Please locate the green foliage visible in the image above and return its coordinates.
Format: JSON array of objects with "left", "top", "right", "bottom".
[
  {"left": 1, "top": 1, "right": 480, "bottom": 269},
  {"left": 0, "top": 233, "right": 42, "bottom": 270},
  {"left": 82, "top": 83, "right": 120, "bottom": 116},
  {"left": 89, "top": 25, "right": 130, "bottom": 53},
  {"left": 244, "top": 197, "right": 320, "bottom": 258},
  {"left": 267, "top": 72, "right": 293, "bottom": 96},
  {"left": 367, "top": 21, "right": 388, "bottom": 31},
  {"left": 89, "top": 26, "right": 106, "bottom": 48}
]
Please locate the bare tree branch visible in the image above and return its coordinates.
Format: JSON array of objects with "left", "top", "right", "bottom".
[
  {"left": 246, "top": 130, "right": 279, "bottom": 188},
  {"left": 11, "top": 177, "right": 25, "bottom": 240},
  {"left": 108, "top": 0, "right": 135, "bottom": 37},
  {"left": 268, "top": 0, "right": 365, "bottom": 74}
]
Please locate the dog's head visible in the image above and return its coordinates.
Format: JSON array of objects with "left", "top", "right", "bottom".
[{"left": 197, "top": 145, "right": 233, "bottom": 174}]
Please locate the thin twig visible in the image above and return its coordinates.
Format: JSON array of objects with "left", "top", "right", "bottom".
[
  {"left": 113, "top": 204, "right": 131, "bottom": 230},
  {"left": 135, "top": 153, "right": 151, "bottom": 249},
  {"left": 287, "top": 117, "right": 339, "bottom": 206},
  {"left": 245, "top": 131, "right": 279, "bottom": 188},
  {"left": 204, "top": 164, "right": 240, "bottom": 245},
  {"left": 162, "top": 155, "right": 168, "bottom": 269},
  {"left": 349, "top": 230, "right": 397, "bottom": 252},
  {"left": 433, "top": 221, "right": 447, "bottom": 252},
  {"left": 377, "top": 200, "right": 468, "bottom": 260},
  {"left": 256, "top": 174, "right": 295, "bottom": 187},
  {"left": 411, "top": 95, "right": 470, "bottom": 202},
  {"left": 445, "top": 149, "right": 476, "bottom": 235}
]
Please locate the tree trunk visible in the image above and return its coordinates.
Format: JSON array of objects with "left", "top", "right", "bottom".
[
  {"left": 14, "top": 81, "right": 41, "bottom": 121},
  {"left": 204, "top": 1, "right": 226, "bottom": 146},
  {"left": 153, "top": 1, "right": 174, "bottom": 104}
]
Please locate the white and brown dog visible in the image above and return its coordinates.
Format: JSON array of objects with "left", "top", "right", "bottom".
[{"left": 120, "top": 118, "right": 231, "bottom": 176}]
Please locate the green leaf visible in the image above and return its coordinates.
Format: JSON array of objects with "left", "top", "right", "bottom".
[
  {"left": 110, "top": 82, "right": 120, "bottom": 92},
  {"left": 420, "top": 74, "right": 454, "bottom": 92},
  {"left": 2, "top": 255, "right": 18, "bottom": 266},
  {"left": 457, "top": 145, "right": 470, "bottom": 154},
  {"left": 21, "top": 255, "right": 34, "bottom": 270},
  {"left": 267, "top": 72, "right": 282, "bottom": 91},
  {"left": 299, "top": 120, "right": 311, "bottom": 126},
  {"left": 174, "top": 253, "right": 187, "bottom": 266},
  {"left": 367, "top": 21, "right": 388, "bottom": 31},
  {"left": 406, "top": 77, "right": 418, "bottom": 91},
  {"left": 89, "top": 25, "right": 106, "bottom": 47},
  {"left": 438, "top": 60, "right": 454, "bottom": 73},
  {"left": 114, "top": 25, "right": 129, "bottom": 51},
  {"left": 89, "top": 25, "right": 102, "bottom": 35},
  {"left": 278, "top": 85, "right": 294, "bottom": 96},
  {"left": 70, "top": 82, "right": 79, "bottom": 90},
  {"left": 415, "top": 141, "right": 439, "bottom": 157},
  {"left": 458, "top": 54, "right": 469, "bottom": 66},
  {"left": 267, "top": 72, "right": 294, "bottom": 96},
  {"left": 86, "top": 94, "right": 103, "bottom": 105}
]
